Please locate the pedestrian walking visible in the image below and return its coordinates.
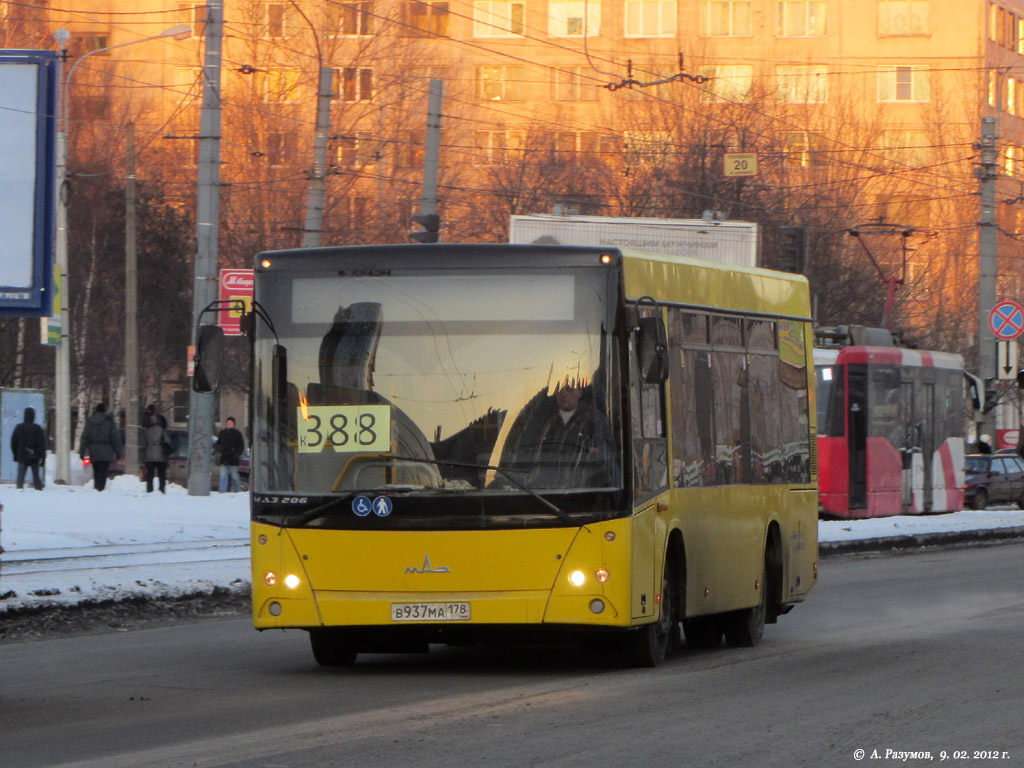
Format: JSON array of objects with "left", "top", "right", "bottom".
[
  {"left": 11, "top": 406, "right": 47, "bottom": 490},
  {"left": 78, "top": 403, "right": 123, "bottom": 491},
  {"left": 141, "top": 409, "right": 173, "bottom": 493}
]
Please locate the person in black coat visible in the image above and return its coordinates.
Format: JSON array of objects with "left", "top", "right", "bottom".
[
  {"left": 11, "top": 406, "right": 47, "bottom": 490},
  {"left": 214, "top": 416, "right": 245, "bottom": 493},
  {"left": 78, "top": 403, "right": 123, "bottom": 491}
]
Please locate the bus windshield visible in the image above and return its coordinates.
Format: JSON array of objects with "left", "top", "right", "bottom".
[{"left": 251, "top": 266, "right": 623, "bottom": 508}]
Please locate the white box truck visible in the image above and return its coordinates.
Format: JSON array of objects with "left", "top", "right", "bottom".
[{"left": 509, "top": 214, "right": 759, "bottom": 267}]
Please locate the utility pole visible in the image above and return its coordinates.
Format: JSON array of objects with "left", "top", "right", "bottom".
[
  {"left": 124, "top": 121, "right": 139, "bottom": 476},
  {"left": 411, "top": 79, "right": 442, "bottom": 242},
  {"left": 302, "top": 67, "right": 334, "bottom": 248},
  {"left": 53, "top": 35, "right": 71, "bottom": 484},
  {"left": 187, "top": 0, "right": 223, "bottom": 495},
  {"left": 977, "top": 115, "right": 999, "bottom": 432}
]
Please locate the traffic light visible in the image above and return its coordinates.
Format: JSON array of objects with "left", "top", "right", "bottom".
[
  {"left": 411, "top": 212, "right": 440, "bottom": 243},
  {"left": 778, "top": 225, "right": 806, "bottom": 273}
]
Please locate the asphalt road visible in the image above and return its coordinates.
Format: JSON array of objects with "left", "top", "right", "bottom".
[{"left": 1, "top": 542, "right": 1021, "bottom": 768}]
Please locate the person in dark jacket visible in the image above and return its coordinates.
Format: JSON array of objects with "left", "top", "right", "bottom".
[
  {"left": 141, "top": 410, "right": 172, "bottom": 494},
  {"left": 214, "top": 416, "right": 245, "bottom": 493},
  {"left": 11, "top": 406, "right": 47, "bottom": 490},
  {"left": 78, "top": 403, "right": 123, "bottom": 491}
]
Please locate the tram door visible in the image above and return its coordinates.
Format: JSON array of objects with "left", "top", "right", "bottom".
[
  {"left": 848, "top": 365, "right": 868, "bottom": 510},
  {"left": 920, "top": 380, "right": 935, "bottom": 511}
]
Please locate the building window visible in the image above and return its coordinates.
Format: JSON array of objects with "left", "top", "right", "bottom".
[
  {"left": 625, "top": 0, "right": 677, "bottom": 37},
  {"left": 258, "top": 68, "right": 302, "bottom": 102},
  {"left": 337, "top": 131, "right": 375, "bottom": 168},
  {"left": 552, "top": 66, "right": 599, "bottom": 101},
  {"left": 177, "top": 3, "right": 207, "bottom": 36},
  {"left": 879, "top": 130, "right": 929, "bottom": 167},
  {"left": 784, "top": 131, "right": 826, "bottom": 168},
  {"left": 70, "top": 33, "right": 110, "bottom": 57},
  {"left": 173, "top": 67, "right": 202, "bottom": 102},
  {"left": 878, "top": 65, "right": 930, "bottom": 102},
  {"left": 327, "top": 2, "right": 375, "bottom": 35},
  {"left": 337, "top": 67, "right": 373, "bottom": 101},
  {"left": 876, "top": 195, "right": 930, "bottom": 228},
  {"left": 476, "top": 66, "right": 525, "bottom": 101},
  {"left": 267, "top": 131, "right": 297, "bottom": 166},
  {"left": 878, "top": 0, "right": 929, "bottom": 36},
  {"left": 776, "top": 65, "right": 828, "bottom": 103},
  {"left": 338, "top": 197, "right": 372, "bottom": 230},
  {"left": 262, "top": 2, "right": 292, "bottom": 38},
  {"left": 698, "top": 64, "right": 753, "bottom": 102},
  {"left": 701, "top": 1, "right": 751, "bottom": 36},
  {"left": 549, "top": 1, "right": 601, "bottom": 36},
  {"left": 474, "top": 130, "right": 526, "bottom": 164},
  {"left": 776, "top": 1, "right": 826, "bottom": 36},
  {"left": 397, "top": 130, "right": 425, "bottom": 168},
  {"left": 404, "top": 1, "right": 449, "bottom": 35},
  {"left": 473, "top": 1, "right": 525, "bottom": 37},
  {"left": 624, "top": 130, "right": 674, "bottom": 165}
]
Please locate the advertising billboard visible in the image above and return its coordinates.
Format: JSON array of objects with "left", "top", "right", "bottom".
[{"left": 0, "top": 51, "right": 57, "bottom": 317}]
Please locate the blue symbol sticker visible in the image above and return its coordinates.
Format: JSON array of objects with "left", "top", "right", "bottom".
[
  {"left": 352, "top": 496, "right": 372, "bottom": 517},
  {"left": 372, "top": 496, "right": 393, "bottom": 517}
]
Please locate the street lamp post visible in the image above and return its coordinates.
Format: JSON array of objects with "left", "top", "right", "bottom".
[{"left": 52, "top": 24, "right": 189, "bottom": 484}]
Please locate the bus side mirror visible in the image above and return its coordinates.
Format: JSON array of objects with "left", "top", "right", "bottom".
[
  {"left": 193, "top": 324, "right": 225, "bottom": 393},
  {"left": 638, "top": 316, "right": 668, "bottom": 384}
]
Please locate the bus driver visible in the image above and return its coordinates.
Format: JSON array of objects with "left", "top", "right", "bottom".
[{"left": 531, "top": 379, "right": 615, "bottom": 489}]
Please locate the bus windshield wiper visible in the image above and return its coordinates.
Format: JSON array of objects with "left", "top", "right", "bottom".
[
  {"left": 394, "top": 455, "right": 572, "bottom": 523},
  {"left": 279, "top": 456, "right": 571, "bottom": 526}
]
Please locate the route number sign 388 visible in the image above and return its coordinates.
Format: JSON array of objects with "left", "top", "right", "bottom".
[{"left": 297, "top": 405, "right": 391, "bottom": 453}]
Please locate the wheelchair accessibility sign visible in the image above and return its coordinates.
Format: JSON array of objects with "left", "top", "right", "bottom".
[{"left": 352, "top": 495, "right": 393, "bottom": 518}]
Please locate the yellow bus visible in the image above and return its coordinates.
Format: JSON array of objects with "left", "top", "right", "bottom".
[{"left": 194, "top": 244, "right": 818, "bottom": 666}]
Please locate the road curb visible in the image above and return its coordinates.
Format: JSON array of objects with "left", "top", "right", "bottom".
[{"left": 819, "top": 526, "right": 1024, "bottom": 556}]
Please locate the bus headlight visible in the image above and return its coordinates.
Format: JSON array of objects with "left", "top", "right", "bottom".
[
  {"left": 284, "top": 573, "right": 301, "bottom": 589},
  {"left": 569, "top": 570, "right": 586, "bottom": 587}
]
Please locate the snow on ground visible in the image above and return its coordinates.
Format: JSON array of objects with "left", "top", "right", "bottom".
[{"left": 2, "top": 458, "right": 1024, "bottom": 613}]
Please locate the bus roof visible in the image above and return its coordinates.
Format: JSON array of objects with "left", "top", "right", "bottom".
[
  {"left": 813, "top": 345, "right": 964, "bottom": 370},
  {"left": 620, "top": 249, "right": 811, "bottom": 320}
]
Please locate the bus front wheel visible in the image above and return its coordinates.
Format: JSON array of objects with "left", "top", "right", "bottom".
[
  {"left": 624, "top": 559, "right": 679, "bottom": 667},
  {"left": 309, "top": 628, "right": 357, "bottom": 666}
]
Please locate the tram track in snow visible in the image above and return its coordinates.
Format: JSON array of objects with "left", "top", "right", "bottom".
[{"left": 1, "top": 539, "right": 250, "bottom": 578}]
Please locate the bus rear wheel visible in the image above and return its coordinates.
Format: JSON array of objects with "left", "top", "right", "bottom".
[
  {"left": 722, "top": 564, "right": 767, "bottom": 648},
  {"left": 309, "top": 628, "right": 357, "bottom": 666},
  {"left": 624, "top": 560, "right": 679, "bottom": 667}
]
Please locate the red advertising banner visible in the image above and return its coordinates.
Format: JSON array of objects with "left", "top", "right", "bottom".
[{"left": 218, "top": 269, "right": 254, "bottom": 336}]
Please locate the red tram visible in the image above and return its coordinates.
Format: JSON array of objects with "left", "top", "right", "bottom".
[{"left": 814, "top": 344, "right": 966, "bottom": 518}]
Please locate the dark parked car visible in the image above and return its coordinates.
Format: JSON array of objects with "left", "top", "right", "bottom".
[{"left": 963, "top": 453, "right": 1024, "bottom": 510}]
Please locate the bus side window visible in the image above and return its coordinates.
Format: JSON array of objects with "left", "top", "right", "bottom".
[{"left": 631, "top": 309, "right": 668, "bottom": 498}]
